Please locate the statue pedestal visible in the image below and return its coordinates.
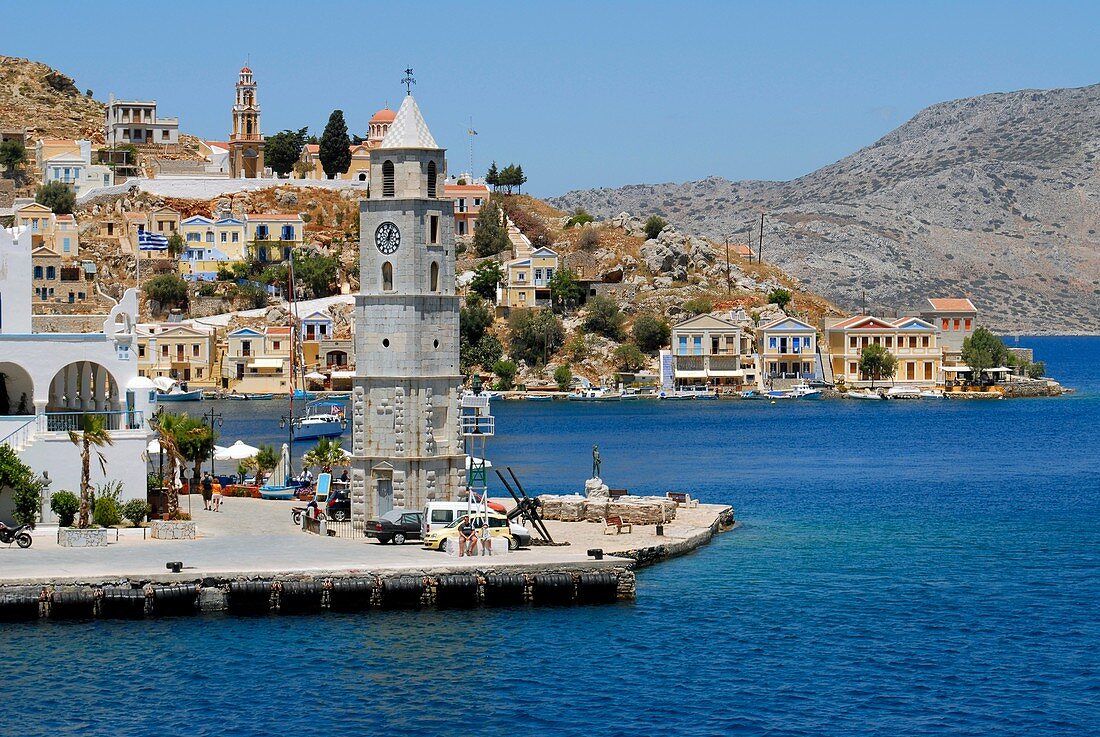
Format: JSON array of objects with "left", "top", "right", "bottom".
[{"left": 584, "top": 477, "right": 609, "bottom": 498}]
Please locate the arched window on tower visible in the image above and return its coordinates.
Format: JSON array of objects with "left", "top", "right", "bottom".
[
  {"left": 427, "top": 161, "right": 437, "bottom": 197},
  {"left": 430, "top": 262, "right": 439, "bottom": 292},
  {"left": 382, "top": 261, "right": 393, "bottom": 291},
  {"left": 382, "top": 160, "right": 395, "bottom": 197}
]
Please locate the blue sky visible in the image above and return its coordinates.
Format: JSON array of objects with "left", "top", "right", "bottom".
[{"left": 13, "top": 1, "right": 1099, "bottom": 195}]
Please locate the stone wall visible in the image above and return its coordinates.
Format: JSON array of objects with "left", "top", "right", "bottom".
[
  {"left": 32, "top": 313, "right": 111, "bottom": 333},
  {"left": 56, "top": 528, "right": 111, "bottom": 547},
  {"left": 538, "top": 494, "right": 678, "bottom": 525},
  {"left": 150, "top": 520, "right": 197, "bottom": 540}
]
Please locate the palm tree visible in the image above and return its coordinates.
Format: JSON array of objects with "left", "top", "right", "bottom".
[
  {"left": 153, "top": 412, "right": 204, "bottom": 519},
  {"left": 302, "top": 437, "right": 345, "bottom": 474},
  {"left": 68, "top": 414, "right": 114, "bottom": 528},
  {"left": 242, "top": 444, "right": 278, "bottom": 485}
]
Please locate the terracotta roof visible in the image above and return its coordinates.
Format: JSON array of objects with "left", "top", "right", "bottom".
[
  {"left": 123, "top": 212, "right": 147, "bottom": 221},
  {"left": 266, "top": 326, "right": 292, "bottom": 335},
  {"left": 370, "top": 107, "right": 396, "bottom": 123},
  {"left": 304, "top": 144, "right": 319, "bottom": 154},
  {"left": 55, "top": 214, "right": 75, "bottom": 222},
  {"left": 445, "top": 184, "right": 490, "bottom": 193},
  {"left": 205, "top": 140, "right": 230, "bottom": 150},
  {"left": 241, "top": 66, "right": 252, "bottom": 74},
  {"left": 926, "top": 297, "right": 976, "bottom": 312}
]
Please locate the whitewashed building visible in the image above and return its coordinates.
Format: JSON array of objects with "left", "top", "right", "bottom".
[{"left": 0, "top": 226, "right": 153, "bottom": 524}]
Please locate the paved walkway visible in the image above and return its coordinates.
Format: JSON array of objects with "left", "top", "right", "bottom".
[{"left": 0, "top": 497, "right": 727, "bottom": 586}]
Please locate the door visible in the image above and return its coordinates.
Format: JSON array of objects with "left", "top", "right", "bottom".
[{"left": 376, "top": 478, "right": 393, "bottom": 516}]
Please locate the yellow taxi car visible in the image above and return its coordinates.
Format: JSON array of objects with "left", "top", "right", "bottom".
[{"left": 422, "top": 512, "right": 516, "bottom": 551}]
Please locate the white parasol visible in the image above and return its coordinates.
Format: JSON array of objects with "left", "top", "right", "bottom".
[{"left": 214, "top": 440, "right": 260, "bottom": 461}]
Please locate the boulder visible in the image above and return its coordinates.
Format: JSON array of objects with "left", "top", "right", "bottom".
[{"left": 640, "top": 239, "right": 689, "bottom": 281}]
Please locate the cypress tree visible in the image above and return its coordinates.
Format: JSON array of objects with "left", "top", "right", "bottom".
[{"left": 319, "top": 110, "right": 352, "bottom": 178}]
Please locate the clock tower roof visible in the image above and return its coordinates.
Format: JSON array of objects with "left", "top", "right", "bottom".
[{"left": 378, "top": 95, "right": 439, "bottom": 150}]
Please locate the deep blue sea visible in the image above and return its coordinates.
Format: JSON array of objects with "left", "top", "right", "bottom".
[{"left": 6, "top": 337, "right": 1098, "bottom": 736}]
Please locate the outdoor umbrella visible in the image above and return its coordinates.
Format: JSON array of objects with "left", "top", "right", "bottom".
[
  {"left": 305, "top": 371, "right": 327, "bottom": 381},
  {"left": 146, "top": 438, "right": 162, "bottom": 455},
  {"left": 215, "top": 440, "right": 260, "bottom": 461}
]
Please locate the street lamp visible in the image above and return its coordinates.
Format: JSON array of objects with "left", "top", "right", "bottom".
[{"left": 202, "top": 407, "right": 223, "bottom": 477}]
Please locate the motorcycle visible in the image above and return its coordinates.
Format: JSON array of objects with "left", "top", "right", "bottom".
[{"left": 0, "top": 521, "right": 33, "bottom": 548}]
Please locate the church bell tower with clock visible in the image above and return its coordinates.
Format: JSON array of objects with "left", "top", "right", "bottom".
[{"left": 350, "top": 93, "right": 465, "bottom": 524}]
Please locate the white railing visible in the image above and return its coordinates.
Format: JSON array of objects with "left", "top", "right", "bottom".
[
  {"left": 40, "top": 410, "right": 145, "bottom": 433},
  {"left": 461, "top": 415, "right": 494, "bottom": 436},
  {"left": 0, "top": 416, "right": 38, "bottom": 451}
]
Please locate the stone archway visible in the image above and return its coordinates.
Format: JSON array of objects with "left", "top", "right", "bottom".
[
  {"left": 47, "top": 361, "right": 121, "bottom": 415},
  {"left": 0, "top": 363, "right": 34, "bottom": 416}
]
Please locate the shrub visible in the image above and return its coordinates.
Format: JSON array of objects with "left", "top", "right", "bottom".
[
  {"left": 50, "top": 490, "right": 80, "bottom": 527},
  {"left": 469, "top": 261, "right": 504, "bottom": 301},
  {"left": 553, "top": 364, "right": 573, "bottom": 392},
  {"left": 632, "top": 314, "right": 671, "bottom": 352},
  {"left": 613, "top": 343, "right": 647, "bottom": 371},
  {"left": 683, "top": 296, "right": 714, "bottom": 316},
  {"left": 508, "top": 309, "right": 565, "bottom": 366},
  {"left": 198, "top": 283, "right": 216, "bottom": 297},
  {"left": 35, "top": 181, "right": 76, "bottom": 214},
  {"left": 583, "top": 295, "right": 625, "bottom": 340},
  {"left": 236, "top": 283, "right": 269, "bottom": 309},
  {"left": 143, "top": 274, "right": 189, "bottom": 311},
  {"left": 768, "top": 288, "right": 792, "bottom": 310},
  {"left": 122, "top": 499, "right": 150, "bottom": 527},
  {"left": 492, "top": 359, "right": 518, "bottom": 390},
  {"left": 564, "top": 208, "right": 594, "bottom": 228},
  {"left": 0, "top": 445, "right": 42, "bottom": 527},
  {"left": 577, "top": 227, "right": 600, "bottom": 252},
  {"left": 93, "top": 497, "right": 122, "bottom": 528},
  {"left": 644, "top": 215, "right": 667, "bottom": 240},
  {"left": 1027, "top": 361, "right": 1045, "bottom": 379}
]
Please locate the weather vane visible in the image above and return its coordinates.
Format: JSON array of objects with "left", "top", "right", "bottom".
[{"left": 402, "top": 67, "right": 416, "bottom": 95}]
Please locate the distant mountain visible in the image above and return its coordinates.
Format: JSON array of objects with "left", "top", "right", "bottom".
[
  {"left": 552, "top": 84, "right": 1100, "bottom": 334},
  {"left": 0, "top": 56, "right": 105, "bottom": 142}
]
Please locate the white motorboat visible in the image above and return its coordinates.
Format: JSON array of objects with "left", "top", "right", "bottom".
[
  {"left": 886, "top": 385, "right": 922, "bottom": 399},
  {"left": 920, "top": 389, "right": 945, "bottom": 399},
  {"left": 848, "top": 389, "right": 885, "bottom": 400},
  {"left": 787, "top": 382, "right": 823, "bottom": 399}
]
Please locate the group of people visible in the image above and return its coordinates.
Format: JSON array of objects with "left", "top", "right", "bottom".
[
  {"left": 456, "top": 515, "right": 495, "bottom": 557},
  {"left": 200, "top": 472, "right": 222, "bottom": 511}
]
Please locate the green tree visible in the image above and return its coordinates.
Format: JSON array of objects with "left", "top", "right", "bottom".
[
  {"left": 319, "top": 110, "right": 351, "bottom": 178},
  {"left": 67, "top": 414, "right": 114, "bottom": 528},
  {"left": 614, "top": 343, "right": 647, "bottom": 371},
  {"left": 460, "top": 295, "right": 494, "bottom": 356},
  {"left": 768, "top": 288, "right": 792, "bottom": 310},
  {"left": 492, "top": 359, "right": 518, "bottom": 390},
  {"left": 0, "top": 138, "right": 26, "bottom": 176},
  {"left": 50, "top": 490, "right": 80, "bottom": 527},
  {"left": 644, "top": 215, "right": 667, "bottom": 240},
  {"left": 469, "top": 261, "right": 505, "bottom": 300},
  {"left": 152, "top": 411, "right": 205, "bottom": 520},
  {"left": 485, "top": 161, "right": 500, "bottom": 190},
  {"left": 583, "top": 295, "right": 625, "bottom": 340},
  {"left": 0, "top": 444, "right": 43, "bottom": 527},
  {"left": 462, "top": 333, "right": 503, "bottom": 372},
  {"left": 265, "top": 127, "right": 309, "bottom": 176},
  {"left": 473, "top": 201, "right": 510, "bottom": 257},
  {"left": 508, "top": 308, "right": 565, "bottom": 366},
  {"left": 858, "top": 344, "right": 897, "bottom": 389},
  {"left": 294, "top": 249, "right": 340, "bottom": 297},
  {"left": 235, "top": 283, "right": 269, "bottom": 309},
  {"left": 565, "top": 208, "right": 594, "bottom": 228},
  {"left": 961, "top": 327, "right": 1009, "bottom": 383},
  {"left": 143, "top": 274, "right": 189, "bottom": 311},
  {"left": 121, "top": 498, "right": 150, "bottom": 527},
  {"left": 35, "top": 181, "right": 76, "bottom": 214},
  {"left": 1027, "top": 361, "right": 1045, "bottom": 379},
  {"left": 553, "top": 364, "right": 573, "bottom": 392},
  {"left": 548, "top": 268, "right": 583, "bottom": 313},
  {"left": 632, "top": 313, "right": 671, "bottom": 352},
  {"left": 174, "top": 414, "right": 216, "bottom": 482},
  {"left": 303, "top": 437, "right": 345, "bottom": 473},
  {"left": 683, "top": 296, "right": 714, "bottom": 315},
  {"left": 167, "top": 232, "right": 185, "bottom": 258}
]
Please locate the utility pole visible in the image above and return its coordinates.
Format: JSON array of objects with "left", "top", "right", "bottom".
[
  {"left": 724, "top": 237, "right": 731, "bottom": 294},
  {"left": 758, "top": 212, "right": 765, "bottom": 264}
]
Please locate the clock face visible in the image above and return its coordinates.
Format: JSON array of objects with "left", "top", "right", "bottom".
[{"left": 375, "top": 222, "right": 401, "bottom": 255}]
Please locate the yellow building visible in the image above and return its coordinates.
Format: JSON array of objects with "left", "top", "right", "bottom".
[
  {"left": 245, "top": 214, "right": 304, "bottom": 263},
  {"left": 296, "top": 106, "right": 393, "bottom": 181},
  {"left": 498, "top": 246, "right": 558, "bottom": 312},
  {"left": 136, "top": 322, "right": 219, "bottom": 386},
  {"left": 669, "top": 313, "right": 757, "bottom": 389},
  {"left": 826, "top": 315, "right": 941, "bottom": 387},
  {"left": 180, "top": 216, "right": 247, "bottom": 260},
  {"left": 14, "top": 203, "right": 80, "bottom": 257},
  {"left": 222, "top": 326, "right": 292, "bottom": 392}
]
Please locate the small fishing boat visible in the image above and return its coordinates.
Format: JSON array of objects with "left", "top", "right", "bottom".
[
  {"left": 848, "top": 389, "right": 885, "bottom": 400},
  {"left": 153, "top": 377, "right": 203, "bottom": 402},
  {"left": 525, "top": 394, "right": 553, "bottom": 401},
  {"left": 226, "top": 392, "right": 274, "bottom": 401},
  {"left": 920, "top": 389, "right": 945, "bottom": 399},
  {"left": 766, "top": 390, "right": 791, "bottom": 400},
  {"left": 568, "top": 387, "right": 613, "bottom": 401},
  {"left": 738, "top": 389, "right": 766, "bottom": 400},
  {"left": 259, "top": 444, "right": 299, "bottom": 500},
  {"left": 292, "top": 389, "right": 316, "bottom": 401},
  {"left": 620, "top": 388, "right": 643, "bottom": 400},
  {"left": 886, "top": 385, "right": 922, "bottom": 400},
  {"left": 293, "top": 400, "right": 346, "bottom": 441}
]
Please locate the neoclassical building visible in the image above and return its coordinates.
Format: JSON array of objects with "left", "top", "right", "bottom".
[{"left": 349, "top": 95, "right": 465, "bottom": 524}]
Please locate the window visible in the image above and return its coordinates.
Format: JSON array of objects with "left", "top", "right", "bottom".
[
  {"left": 273, "top": 341, "right": 281, "bottom": 351},
  {"left": 161, "top": 344, "right": 169, "bottom": 356},
  {"left": 34, "top": 266, "right": 43, "bottom": 279},
  {"left": 534, "top": 268, "right": 543, "bottom": 281},
  {"left": 242, "top": 340, "right": 251, "bottom": 356},
  {"left": 382, "top": 160, "right": 395, "bottom": 197},
  {"left": 187, "top": 233, "right": 199, "bottom": 242},
  {"left": 232, "top": 232, "right": 239, "bottom": 242},
  {"left": 457, "top": 221, "right": 466, "bottom": 236},
  {"left": 922, "top": 336, "right": 929, "bottom": 348},
  {"left": 63, "top": 238, "right": 71, "bottom": 253},
  {"left": 430, "top": 262, "right": 439, "bottom": 292},
  {"left": 429, "top": 215, "right": 439, "bottom": 244},
  {"left": 792, "top": 337, "right": 800, "bottom": 351},
  {"left": 693, "top": 336, "right": 702, "bottom": 355},
  {"left": 138, "top": 345, "right": 146, "bottom": 358},
  {"left": 192, "top": 344, "right": 199, "bottom": 357},
  {"left": 546, "top": 268, "right": 554, "bottom": 281},
  {"left": 427, "top": 160, "right": 437, "bottom": 197},
  {"left": 382, "top": 261, "right": 393, "bottom": 291},
  {"left": 46, "top": 266, "right": 56, "bottom": 279},
  {"left": 964, "top": 318, "right": 972, "bottom": 330},
  {"left": 256, "top": 225, "right": 269, "bottom": 240},
  {"left": 474, "top": 198, "right": 482, "bottom": 207},
  {"left": 205, "top": 231, "right": 214, "bottom": 243},
  {"left": 925, "top": 362, "right": 933, "bottom": 380},
  {"left": 457, "top": 198, "right": 467, "bottom": 213},
  {"left": 221, "top": 232, "right": 227, "bottom": 243},
  {"left": 517, "top": 271, "right": 525, "bottom": 282},
  {"left": 161, "top": 129, "right": 169, "bottom": 140},
  {"left": 953, "top": 319, "right": 961, "bottom": 331},
  {"left": 678, "top": 336, "right": 688, "bottom": 354},
  {"left": 849, "top": 336, "right": 857, "bottom": 349},
  {"left": 885, "top": 336, "right": 893, "bottom": 348},
  {"left": 909, "top": 336, "right": 917, "bottom": 348},
  {"left": 281, "top": 225, "right": 294, "bottom": 241}
]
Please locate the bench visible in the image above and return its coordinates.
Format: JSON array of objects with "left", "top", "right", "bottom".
[
  {"left": 666, "top": 491, "right": 698, "bottom": 508},
  {"left": 603, "top": 515, "right": 633, "bottom": 535},
  {"left": 608, "top": 488, "right": 630, "bottom": 499}
]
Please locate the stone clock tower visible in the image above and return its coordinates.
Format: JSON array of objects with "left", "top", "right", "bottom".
[{"left": 349, "top": 94, "right": 465, "bottom": 524}]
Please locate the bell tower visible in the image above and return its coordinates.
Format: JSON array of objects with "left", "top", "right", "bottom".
[
  {"left": 350, "top": 94, "right": 464, "bottom": 524},
  {"left": 229, "top": 66, "right": 264, "bottom": 178}
]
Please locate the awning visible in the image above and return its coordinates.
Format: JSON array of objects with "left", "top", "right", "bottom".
[
  {"left": 943, "top": 365, "right": 972, "bottom": 372},
  {"left": 329, "top": 370, "right": 356, "bottom": 379},
  {"left": 709, "top": 369, "right": 746, "bottom": 377},
  {"left": 674, "top": 370, "right": 708, "bottom": 379},
  {"left": 248, "top": 357, "right": 284, "bottom": 369},
  {"left": 985, "top": 366, "right": 1011, "bottom": 373},
  {"left": 304, "top": 371, "right": 326, "bottom": 380}
]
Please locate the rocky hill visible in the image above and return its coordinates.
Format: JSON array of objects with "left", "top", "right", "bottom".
[
  {"left": 552, "top": 83, "right": 1100, "bottom": 334},
  {"left": 0, "top": 56, "right": 105, "bottom": 142}
]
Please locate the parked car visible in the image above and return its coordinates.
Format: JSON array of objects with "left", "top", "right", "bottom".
[
  {"left": 423, "top": 512, "right": 516, "bottom": 551},
  {"left": 326, "top": 489, "right": 351, "bottom": 521},
  {"left": 422, "top": 500, "right": 507, "bottom": 536},
  {"left": 365, "top": 509, "right": 424, "bottom": 544}
]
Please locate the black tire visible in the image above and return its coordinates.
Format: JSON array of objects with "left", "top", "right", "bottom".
[
  {"left": 393, "top": 532, "right": 406, "bottom": 545},
  {"left": 332, "top": 509, "right": 347, "bottom": 522},
  {"left": 16, "top": 533, "right": 32, "bottom": 549},
  {"left": 292, "top": 512, "right": 302, "bottom": 525},
  {"left": 378, "top": 536, "right": 392, "bottom": 544},
  {"left": 507, "top": 536, "right": 518, "bottom": 551}
]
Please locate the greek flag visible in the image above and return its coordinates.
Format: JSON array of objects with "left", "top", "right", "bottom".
[{"left": 138, "top": 231, "right": 169, "bottom": 251}]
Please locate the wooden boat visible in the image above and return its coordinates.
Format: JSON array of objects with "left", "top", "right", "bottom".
[
  {"left": 525, "top": 394, "right": 553, "bottom": 401},
  {"left": 152, "top": 377, "right": 203, "bottom": 402}
]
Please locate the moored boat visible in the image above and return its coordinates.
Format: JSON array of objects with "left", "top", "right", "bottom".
[
  {"left": 152, "top": 377, "right": 203, "bottom": 402},
  {"left": 787, "top": 382, "right": 823, "bottom": 399},
  {"left": 293, "top": 400, "right": 346, "bottom": 441},
  {"left": 848, "top": 388, "right": 885, "bottom": 400},
  {"left": 886, "top": 385, "right": 922, "bottom": 399}
]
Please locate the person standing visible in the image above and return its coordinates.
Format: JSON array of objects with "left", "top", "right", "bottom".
[{"left": 201, "top": 472, "right": 213, "bottom": 511}]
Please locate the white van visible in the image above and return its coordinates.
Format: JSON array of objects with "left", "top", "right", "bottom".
[{"left": 422, "top": 500, "right": 533, "bottom": 546}]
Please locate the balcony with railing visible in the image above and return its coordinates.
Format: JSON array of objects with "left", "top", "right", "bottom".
[{"left": 41, "top": 410, "right": 145, "bottom": 433}]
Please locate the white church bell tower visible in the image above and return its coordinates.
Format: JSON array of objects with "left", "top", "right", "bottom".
[{"left": 350, "top": 93, "right": 465, "bottom": 524}]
